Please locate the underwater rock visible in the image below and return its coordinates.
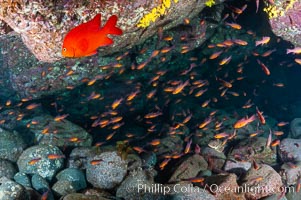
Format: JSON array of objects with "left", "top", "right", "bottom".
[
  {"left": 199, "top": 170, "right": 212, "bottom": 177},
  {"left": 223, "top": 159, "right": 251, "bottom": 176},
  {"left": 241, "top": 164, "right": 283, "bottom": 200},
  {"left": 265, "top": 0, "right": 301, "bottom": 48},
  {"left": 0, "top": 109, "right": 24, "bottom": 131},
  {"left": 29, "top": 114, "right": 92, "bottom": 148},
  {"left": 116, "top": 168, "right": 159, "bottom": 200},
  {"left": 52, "top": 168, "right": 87, "bottom": 196},
  {"left": 0, "top": 19, "right": 12, "bottom": 35},
  {"left": 17, "top": 145, "right": 64, "bottom": 181},
  {"left": 0, "top": 0, "right": 210, "bottom": 62},
  {"left": 0, "top": 159, "right": 17, "bottom": 179},
  {"left": 155, "top": 135, "right": 183, "bottom": 157},
  {"left": 290, "top": 118, "right": 301, "bottom": 139},
  {"left": 262, "top": 194, "right": 288, "bottom": 200},
  {"left": 202, "top": 147, "right": 226, "bottom": 170},
  {"left": 67, "top": 147, "right": 96, "bottom": 169},
  {"left": 279, "top": 138, "right": 301, "bottom": 162},
  {"left": 31, "top": 173, "right": 55, "bottom": 200},
  {"left": 229, "top": 137, "right": 277, "bottom": 165},
  {"left": 25, "top": 188, "right": 43, "bottom": 200},
  {"left": 62, "top": 193, "right": 112, "bottom": 200},
  {"left": 127, "top": 154, "right": 143, "bottom": 172},
  {"left": 0, "top": 127, "right": 26, "bottom": 162},
  {"left": 86, "top": 151, "right": 127, "bottom": 189},
  {"left": 0, "top": 177, "right": 30, "bottom": 200},
  {"left": 279, "top": 161, "right": 301, "bottom": 185},
  {"left": 31, "top": 174, "right": 50, "bottom": 194},
  {"left": 14, "top": 172, "right": 31, "bottom": 188},
  {"left": 168, "top": 154, "right": 208, "bottom": 183},
  {"left": 285, "top": 188, "right": 301, "bottom": 200},
  {"left": 205, "top": 173, "right": 246, "bottom": 200},
  {"left": 52, "top": 180, "right": 77, "bottom": 197},
  {"left": 82, "top": 189, "right": 115, "bottom": 199}
]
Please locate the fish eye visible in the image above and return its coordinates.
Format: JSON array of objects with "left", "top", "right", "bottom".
[{"left": 63, "top": 48, "right": 67, "bottom": 52}]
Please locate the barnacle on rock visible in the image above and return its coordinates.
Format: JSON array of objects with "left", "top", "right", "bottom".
[{"left": 137, "top": 0, "right": 179, "bottom": 28}]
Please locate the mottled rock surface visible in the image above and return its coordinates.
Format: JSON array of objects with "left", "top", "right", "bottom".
[
  {"left": 155, "top": 135, "right": 183, "bottom": 157},
  {"left": 116, "top": 168, "right": 158, "bottom": 200},
  {"left": 169, "top": 154, "right": 208, "bottom": 182},
  {"left": 14, "top": 172, "right": 31, "bottom": 188},
  {"left": 279, "top": 138, "right": 301, "bottom": 162},
  {"left": 17, "top": 145, "right": 64, "bottom": 181},
  {"left": 229, "top": 137, "right": 277, "bottom": 165},
  {"left": 0, "top": 177, "right": 29, "bottom": 200},
  {"left": 205, "top": 173, "right": 246, "bottom": 200},
  {"left": 290, "top": 118, "right": 301, "bottom": 139},
  {"left": 67, "top": 147, "right": 95, "bottom": 169},
  {"left": 224, "top": 160, "right": 251, "bottom": 176},
  {"left": 0, "top": 0, "right": 210, "bottom": 62},
  {"left": 30, "top": 114, "right": 92, "bottom": 147},
  {"left": 86, "top": 151, "right": 127, "bottom": 189},
  {"left": 241, "top": 164, "right": 283, "bottom": 200},
  {"left": 0, "top": 159, "right": 17, "bottom": 179},
  {"left": 0, "top": 127, "right": 26, "bottom": 162},
  {"left": 62, "top": 193, "right": 112, "bottom": 200},
  {"left": 265, "top": 0, "right": 301, "bottom": 47},
  {"left": 279, "top": 161, "right": 301, "bottom": 185},
  {"left": 202, "top": 147, "right": 226, "bottom": 170},
  {"left": 52, "top": 168, "right": 87, "bottom": 196}
]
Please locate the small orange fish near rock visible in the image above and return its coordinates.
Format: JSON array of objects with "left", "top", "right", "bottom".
[
  {"left": 233, "top": 114, "right": 256, "bottom": 129},
  {"left": 287, "top": 47, "right": 301, "bottom": 54},
  {"left": 255, "top": 36, "right": 270, "bottom": 46},
  {"left": 62, "top": 14, "right": 122, "bottom": 58}
]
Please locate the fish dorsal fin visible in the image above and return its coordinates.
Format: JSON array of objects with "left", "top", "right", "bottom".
[{"left": 87, "top": 14, "right": 102, "bottom": 30}]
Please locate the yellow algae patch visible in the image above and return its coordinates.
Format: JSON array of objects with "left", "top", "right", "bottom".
[
  {"left": 263, "top": 4, "right": 284, "bottom": 19},
  {"left": 137, "top": 0, "right": 179, "bottom": 28},
  {"left": 205, "top": 0, "right": 215, "bottom": 7},
  {"left": 264, "top": 0, "right": 297, "bottom": 19}
]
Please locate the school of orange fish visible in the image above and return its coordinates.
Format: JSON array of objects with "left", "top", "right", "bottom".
[{"left": 3, "top": 3, "right": 301, "bottom": 196}]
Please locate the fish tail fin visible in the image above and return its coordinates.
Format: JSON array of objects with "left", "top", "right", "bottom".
[
  {"left": 255, "top": 41, "right": 260, "bottom": 46},
  {"left": 102, "top": 15, "right": 123, "bottom": 36},
  {"left": 286, "top": 49, "right": 291, "bottom": 54},
  {"left": 250, "top": 114, "right": 257, "bottom": 121}
]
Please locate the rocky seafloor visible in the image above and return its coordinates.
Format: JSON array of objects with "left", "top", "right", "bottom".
[{"left": 1, "top": 0, "right": 301, "bottom": 200}]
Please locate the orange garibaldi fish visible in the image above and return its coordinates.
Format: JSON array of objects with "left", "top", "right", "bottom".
[{"left": 62, "top": 14, "right": 122, "bottom": 58}]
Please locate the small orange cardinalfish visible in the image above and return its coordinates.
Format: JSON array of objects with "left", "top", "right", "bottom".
[
  {"left": 225, "top": 22, "right": 241, "bottom": 30},
  {"left": 255, "top": 36, "right": 270, "bottom": 46},
  {"left": 182, "top": 177, "right": 205, "bottom": 183},
  {"left": 159, "top": 158, "right": 171, "bottom": 170},
  {"left": 257, "top": 59, "right": 271, "bottom": 76},
  {"left": 233, "top": 114, "right": 256, "bottom": 129},
  {"left": 47, "top": 154, "right": 65, "bottom": 160},
  {"left": 256, "top": 107, "right": 266, "bottom": 125},
  {"left": 184, "top": 138, "right": 192, "bottom": 154},
  {"left": 214, "top": 132, "right": 229, "bottom": 139},
  {"left": 28, "top": 158, "right": 42, "bottom": 165},
  {"left": 62, "top": 14, "right": 122, "bottom": 58},
  {"left": 277, "top": 121, "right": 289, "bottom": 127}
]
